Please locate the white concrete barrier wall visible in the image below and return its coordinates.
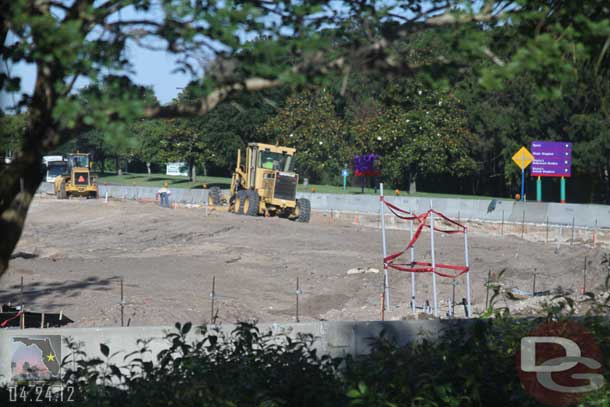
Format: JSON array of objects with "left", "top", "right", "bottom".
[
  {"left": 36, "top": 183, "right": 609, "bottom": 228},
  {"left": 0, "top": 319, "right": 470, "bottom": 384}
]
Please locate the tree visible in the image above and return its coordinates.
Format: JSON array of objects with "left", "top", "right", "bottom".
[
  {"left": 156, "top": 118, "right": 210, "bottom": 181},
  {"left": 0, "top": 113, "right": 27, "bottom": 163},
  {"left": 131, "top": 119, "right": 167, "bottom": 174},
  {"left": 351, "top": 81, "right": 477, "bottom": 193},
  {"left": 260, "top": 88, "right": 350, "bottom": 183}
]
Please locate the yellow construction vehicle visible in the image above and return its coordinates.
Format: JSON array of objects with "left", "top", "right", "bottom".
[
  {"left": 209, "top": 143, "right": 310, "bottom": 222},
  {"left": 53, "top": 153, "right": 98, "bottom": 199}
]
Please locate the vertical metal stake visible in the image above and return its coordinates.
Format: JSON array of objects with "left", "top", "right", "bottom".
[
  {"left": 296, "top": 277, "right": 300, "bottom": 323},
  {"left": 210, "top": 276, "right": 216, "bottom": 324},
  {"left": 571, "top": 216, "right": 575, "bottom": 246},
  {"left": 410, "top": 216, "right": 416, "bottom": 314},
  {"left": 532, "top": 271, "right": 537, "bottom": 295},
  {"left": 430, "top": 212, "right": 438, "bottom": 317},
  {"left": 464, "top": 229, "right": 471, "bottom": 317},
  {"left": 20, "top": 277, "right": 24, "bottom": 329},
  {"left": 583, "top": 256, "right": 587, "bottom": 293},
  {"left": 379, "top": 184, "right": 390, "bottom": 308},
  {"left": 501, "top": 210, "right": 504, "bottom": 236},
  {"left": 120, "top": 278, "right": 124, "bottom": 327},
  {"left": 485, "top": 269, "right": 491, "bottom": 309}
]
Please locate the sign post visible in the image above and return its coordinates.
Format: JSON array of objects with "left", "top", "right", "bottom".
[
  {"left": 530, "top": 141, "right": 572, "bottom": 204},
  {"left": 536, "top": 176, "right": 542, "bottom": 202},
  {"left": 511, "top": 146, "right": 534, "bottom": 202},
  {"left": 341, "top": 167, "right": 349, "bottom": 191}
]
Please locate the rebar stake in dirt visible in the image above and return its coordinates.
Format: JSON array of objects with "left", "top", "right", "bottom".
[
  {"left": 210, "top": 276, "right": 216, "bottom": 324},
  {"left": 295, "top": 277, "right": 302, "bottom": 322},
  {"left": 20, "top": 277, "right": 24, "bottom": 330},
  {"left": 120, "top": 278, "right": 125, "bottom": 327},
  {"left": 583, "top": 256, "right": 587, "bottom": 293}
]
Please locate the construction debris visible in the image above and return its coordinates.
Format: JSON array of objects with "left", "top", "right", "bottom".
[{"left": 0, "top": 304, "right": 73, "bottom": 329}]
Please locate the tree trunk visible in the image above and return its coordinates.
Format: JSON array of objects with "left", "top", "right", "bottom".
[
  {"left": 189, "top": 159, "right": 196, "bottom": 182},
  {"left": 146, "top": 162, "right": 151, "bottom": 174},
  {"left": 603, "top": 167, "right": 610, "bottom": 205},
  {"left": 203, "top": 163, "right": 207, "bottom": 177},
  {"left": 0, "top": 150, "right": 43, "bottom": 277},
  {"left": 409, "top": 174, "right": 417, "bottom": 194},
  {"left": 116, "top": 157, "right": 122, "bottom": 175}
]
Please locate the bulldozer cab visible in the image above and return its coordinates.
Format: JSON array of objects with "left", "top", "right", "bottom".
[
  {"left": 258, "top": 149, "right": 295, "bottom": 172},
  {"left": 235, "top": 143, "right": 296, "bottom": 191},
  {"left": 67, "top": 153, "right": 91, "bottom": 171}
]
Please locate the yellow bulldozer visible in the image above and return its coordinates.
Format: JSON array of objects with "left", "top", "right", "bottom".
[
  {"left": 209, "top": 143, "right": 310, "bottom": 222},
  {"left": 53, "top": 153, "right": 98, "bottom": 199}
]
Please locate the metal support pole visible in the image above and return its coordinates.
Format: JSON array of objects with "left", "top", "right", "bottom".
[
  {"left": 430, "top": 212, "right": 438, "bottom": 317},
  {"left": 583, "top": 256, "right": 587, "bottom": 293},
  {"left": 464, "top": 229, "right": 471, "bottom": 317},
  {"left": 380, "top": 184, "right": 390, "bottom": 309},
  {"left": 536, "top": 176, "right": 542, "bottom": 202},
  {"left": 295, "top": 277, "right": 300, "bottom": 322},
  {"left": 501, "top": 210, "right": 504, "bottom": 236},
  {"left": 560, "top": 176, "right": 566, "bottom": 203},
  {"left": 532, "top": 272, "right": 536, "bottom": 295},
  {"left": 20, "top": 277, "right": 24, "bottom": 330},
  {"left": 120, "top": 278, "right": 124, "bottom": 327},
  {"left": 485, "top": 269, "right": 491, "bottom": 309},
  {"left": 520, "top": 168, "right": 525, "bottom": 201},
  {"left": 210, "top": 276, "right": 216, "bottom": 324},
  {"left": 410, "top": 216, "right": 416, "bottom": 314}
]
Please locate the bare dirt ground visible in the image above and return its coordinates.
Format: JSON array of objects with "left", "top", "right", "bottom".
[{"left": 2, "top": 198, "right": 608, "bottom": 327}]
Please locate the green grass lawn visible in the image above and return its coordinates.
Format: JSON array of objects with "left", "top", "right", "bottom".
[{"left": 98, "top": 173, "right": 498, "bottom": 200}]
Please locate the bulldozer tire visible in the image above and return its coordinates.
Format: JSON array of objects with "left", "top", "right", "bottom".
[
  {"left": 244, "top": 190, "right": 259, "bottom": 217},
  {"left": 296, "top": 198, "right": 311, "bottom": 223},
  {"left": 89, "top": 191, "right": 98, "bottom": 199},
  {"left": 59, "top": 182, "right": 67, "bottom": 199},
  {"left": 235, "top": 190, "right": 247, "bottom": 214},
  {"left": 209, "top": 187, "right": 222, "bottom": 205}
]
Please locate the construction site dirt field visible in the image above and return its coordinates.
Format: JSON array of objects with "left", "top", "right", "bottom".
[{"left": 2, "top": 198, "right": 608, "bottom": 327}]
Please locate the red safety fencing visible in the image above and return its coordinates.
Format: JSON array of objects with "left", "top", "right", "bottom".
[
  {"left": 1, "top": 311, "right": 23, "bottom": 327},
  {"left": 380, "top": 197, "right": 469, "bottom": 279}
]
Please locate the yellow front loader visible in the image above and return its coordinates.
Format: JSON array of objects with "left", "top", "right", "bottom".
[
  {"left": 53, "top": 153, "right": 98, "bottom": 199},
  {"left": 209, "top": 143, "right": 310, "bottom": 222}
]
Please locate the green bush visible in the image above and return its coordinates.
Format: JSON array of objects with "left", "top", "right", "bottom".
[{"left": 2, "top": 314, "right": 608, "bottom": 406}]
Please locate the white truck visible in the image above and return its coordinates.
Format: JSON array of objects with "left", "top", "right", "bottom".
[{"left": 42, "top": 155, "right": 67, "bottom": 182}]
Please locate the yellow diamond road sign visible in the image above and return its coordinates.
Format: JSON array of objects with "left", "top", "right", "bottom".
[{"left": 512, "top": 146, "right": 534, "bottom": 170}]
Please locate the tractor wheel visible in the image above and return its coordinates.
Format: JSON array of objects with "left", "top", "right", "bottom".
[
  {"left": 209, "top": 186, "right": 222, "bottom": 205},
  {"left": 295, "top": 198, "right": 311, "bottom": 223},
  {"left": 244, "top": 190, "right": 260, "bottom": 217},
  {"left": 89, "top": 191, "right": 98, "bottom": 199},
  {"left": 59, "top": 182, "right": 67, "bottom": 199},
  {"left": 235, "top": 190, "right": 247, "bottom": 214}
]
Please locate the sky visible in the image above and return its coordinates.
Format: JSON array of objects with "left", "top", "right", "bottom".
[{"left": 1, "top": 42, "right": 193, "bottom": 111}]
